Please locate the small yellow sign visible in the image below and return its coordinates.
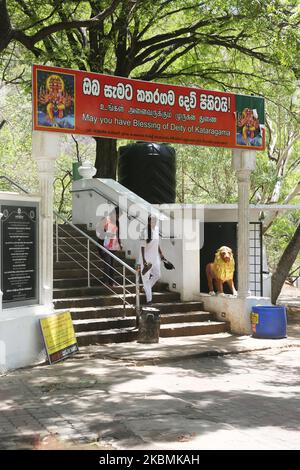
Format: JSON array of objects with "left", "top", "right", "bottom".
[
  {"left": 40, "top": 311, "right": 78, "bottom": 364},
  {"left": 251, "top": 313, "right": 259, "bottom": 325}
]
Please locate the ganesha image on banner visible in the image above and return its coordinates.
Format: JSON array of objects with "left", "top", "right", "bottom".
[
  {"left": 37, "top": 72, "right": 75, "bottom": 129},
  {"left": 236, "top": 108, "right": 262, "bottom": 147}
]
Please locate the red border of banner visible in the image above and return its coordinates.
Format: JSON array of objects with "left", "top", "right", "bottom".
[{"left": 32, "top": 64, "right": 265, "bottom": 150}]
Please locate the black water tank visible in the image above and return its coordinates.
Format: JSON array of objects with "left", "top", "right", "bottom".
[{"left": 118, "top": 142, "right": 176, "bottom": 203}]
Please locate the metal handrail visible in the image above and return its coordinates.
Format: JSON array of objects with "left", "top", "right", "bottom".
[
  {"left": 54, "top": 229, "right": 135, "bottom": 311},
  {"left": 55, "top": 224, "right": 135, "bottom": 288},
  {"left": 54, "top": 212, "right": 141, "bottom": 316},
  {"left": 54, "top": 210, "right": 136, "bottom": 274},
  {"left": 0, "top": 175, "right": 30, "bottom": 194},
  {"left": 0, "top": 174, "right": 141, "bottom": 317},
  {"left": 55, "top": 223, "right": 135, "bottom": 286}
]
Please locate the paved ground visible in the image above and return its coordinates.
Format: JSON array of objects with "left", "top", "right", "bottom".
[{"left": 0, "top": 324, "right": 299, "bottom": 450}]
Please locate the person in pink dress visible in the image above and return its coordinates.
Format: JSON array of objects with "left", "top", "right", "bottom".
[{"left": 102, "top": 207, "right": 122, "bottom": 286}]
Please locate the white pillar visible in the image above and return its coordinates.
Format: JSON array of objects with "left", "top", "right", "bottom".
[
  {"left": 32, "top": 131, "right": 61, "bottom": 307},
  {"left": 232, "top": 150, "right": 256, "bottom": 298},
  {"left": 0, "top": 211, "right": 3, "bottom": 313}
]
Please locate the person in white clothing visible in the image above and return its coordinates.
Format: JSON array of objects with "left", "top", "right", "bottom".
[{"left": 140, "top": 216, "right": 165, "bottom": 304}]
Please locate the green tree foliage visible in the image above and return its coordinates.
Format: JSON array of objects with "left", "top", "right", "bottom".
[
  {"left": 175, "top": 146, "right": 237, "bottom": 203},
  {"left": 0, "top": 84, "right": 37, "bottom": 192},
  {"left": 1, "top": 0, "right": 299, "bottom": 177}
]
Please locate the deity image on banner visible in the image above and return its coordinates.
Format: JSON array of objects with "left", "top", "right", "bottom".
[
  {"left": 36, "top": 70, "right": 75, "bottom": 129},
  {"left": 235, "top": 95, "right": 264, "bottom": 148}
]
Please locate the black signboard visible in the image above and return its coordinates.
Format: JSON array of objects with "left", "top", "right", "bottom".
[{"left": 1, "top": 202, "right": 39, "bottom": 307}]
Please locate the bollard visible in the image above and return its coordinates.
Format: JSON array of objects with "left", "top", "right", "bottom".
[{"left": 137, "top": 307, "right": 160, "bottom": 343}]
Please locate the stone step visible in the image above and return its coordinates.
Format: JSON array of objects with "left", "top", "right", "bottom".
[
  {"left": 53, "top": 291, "right": 181, "bottom": 309},
  {"left": 53, "top": 232, "right": 100, "bottom": 240},
  {"left": 74, "top": 317, "right": 135, "bottom": 332},
  {"left": 54, "top": 236, "right": 96, "bottom": 246},
  {"left": 53, "top": 277, "right": 167, "bottom": 290},
  {"left": 56, "top": 301, "right": 205, "bottom": 320},
  {"left": 53, "top": 283, "right": 169, "bottom": 299},
  {"left": 54, "top": 223, "right": 88, "bottom": 233},
  {"left": 53, "top": 267, "right": 136, "bottom": 280},
  {"left": 54, "top": 235, "right": 95, "bottom": 242},
  {"left": 54, "top": 251, "right": 128, "bottom": 261},
  {"left": 160, "top": 321, "right": 230, "bottom": 337},
  {"left": 53, "top": 255, "right": 135, "bottom": 278},
  {"left": 54, "top": 240, "right": 101, "bottom": 252},
  {"left": 54, "top": 258, "right": 136, "bottom": 270},
  {"left": 54, "top": 240, "right": 126, "bottom": 254},
  {"left": 55, "top": 243, "right": 101, "bottom": 253},
  {"left": 53, "top": 271, "right": 135, "bottom": 288},
  {"left": 56, "top": 305, "right": 136, "bottom": 320},
  {"left": 75, "top": 321, "right": 229, "bottom": 345},
  {"left": 76, "top": 328, "right": 138, "bottom": 346},
  {"left": 53, "top": 285, "right": 137, "bottom": 299},
  {"left": 160, "top": 311, "right": 213, "bottom": 324},
  {"left": 73, "top": 312, "right": 214, "bottom": 332}
]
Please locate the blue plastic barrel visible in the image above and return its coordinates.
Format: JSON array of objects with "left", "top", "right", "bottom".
[{"left": 251, "top": 305, "right": 287, "bottom": 339}]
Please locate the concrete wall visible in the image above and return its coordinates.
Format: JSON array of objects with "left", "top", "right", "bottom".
[
  {"left": 0, "top": 305, "right": 47, "bottom": 373},
  {"left": 72, "top": 178, "right": 164, "bottom": 231},
  {"left": 196, "top": 293, "right": 271, "bottom": 335},
  {"left": 0, "top": 192, "right": 50, "bottom": 371}
]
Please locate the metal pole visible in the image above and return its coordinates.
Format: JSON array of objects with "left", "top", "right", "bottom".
[
  {"left": 135, "top": 264, "right": 141, "bottom": 328},
  {"left": 123, "top": 265, "right": 126, "bottom": 316},
  {"left": 55, "top": 215, "right": 59, "bottom": 262},
  {"left": 87, "top": 239, "right": 90, "bottom": 287}
]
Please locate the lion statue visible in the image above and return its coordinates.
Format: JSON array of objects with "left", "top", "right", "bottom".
[{"left": 206, "top": 246, "right": 237, "bottom": 296}]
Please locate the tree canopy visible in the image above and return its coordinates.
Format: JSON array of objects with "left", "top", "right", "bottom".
[{"left": 2, "top": 1, "right": 299, "bottom": 80}]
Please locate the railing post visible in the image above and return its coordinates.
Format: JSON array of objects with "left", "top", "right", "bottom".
[
  {"left": 123, "top": 265, "right": 126, "bottom": 316},
  {"left": 87, "top": 239, "right": 90, "bottom": 287},
  {"left": 55, "top": 215, "right": 59, "bottom": 262},
  {"left": 135, "top": 264, "right": 141, "bottom": 328}
]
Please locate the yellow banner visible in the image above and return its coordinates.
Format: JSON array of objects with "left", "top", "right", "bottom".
[{"left": 40, "top": 311, "right": 78, "bottom": 361}]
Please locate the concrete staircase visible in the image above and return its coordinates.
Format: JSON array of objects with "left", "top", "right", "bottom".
[{"left": 53, "top": 224, "right": 230, "bottom": 345}]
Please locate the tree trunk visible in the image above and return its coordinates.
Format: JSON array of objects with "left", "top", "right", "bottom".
[
  {"left": 271, "top": 223, "right": 300, "bottom": 304},
  {"left": 94, "top": 137, "right": 118, "bottom": 179}
]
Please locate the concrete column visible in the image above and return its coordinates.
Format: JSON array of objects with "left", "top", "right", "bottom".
[
  {"left": 236, "top": 168, "right": 251, "bottom": 297},
  {"left": 0, "top": 211, "right": 3, "bottom": 313},
  {"left": 232, "top": 150, "right": 256, "bottom": 298},
  {"left": 32, "top": 131, "right": 61, "bottom": 307}
]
